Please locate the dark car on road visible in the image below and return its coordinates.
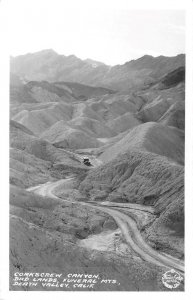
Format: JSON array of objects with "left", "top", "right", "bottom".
[{"left": 83, "top": 157, "right": 92, "bottom": 166}]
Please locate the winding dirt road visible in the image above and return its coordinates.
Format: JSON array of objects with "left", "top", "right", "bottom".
[{"left": 27, "top": 178, "right": 184, "bottom": 273}]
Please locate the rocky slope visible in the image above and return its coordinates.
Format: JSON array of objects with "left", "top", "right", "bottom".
[
  {"left": 10, "top": 120, "right": 88, "bottom": 188},
  {"left": 99, "top": 122, "right": 184, "bottom": 165}
]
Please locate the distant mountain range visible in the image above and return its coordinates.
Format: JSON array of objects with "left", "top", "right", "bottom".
[{"left": 10, "top": 49, "right": 185, "bottom": 92}]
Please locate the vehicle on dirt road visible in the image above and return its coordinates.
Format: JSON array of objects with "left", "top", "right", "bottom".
[{"left": 83, "top": 157, "right": 92, "bottom": 166}]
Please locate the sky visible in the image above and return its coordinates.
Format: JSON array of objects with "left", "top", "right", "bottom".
[{"left": 4, "top": 0, "right": 185, "bottom": 65}]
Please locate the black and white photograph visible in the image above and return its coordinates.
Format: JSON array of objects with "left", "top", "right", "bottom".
[{"left": 1, "top": 0, "right": 193, "bottom": 297}]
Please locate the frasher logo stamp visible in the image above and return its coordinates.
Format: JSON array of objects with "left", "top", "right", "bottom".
[{"left": 162, "top": 269, "right": 183, "bottom": 289}]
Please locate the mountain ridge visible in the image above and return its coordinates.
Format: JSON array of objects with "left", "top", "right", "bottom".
[{"left": 11, "top": 49, "right": 185, "bottom": 92}]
